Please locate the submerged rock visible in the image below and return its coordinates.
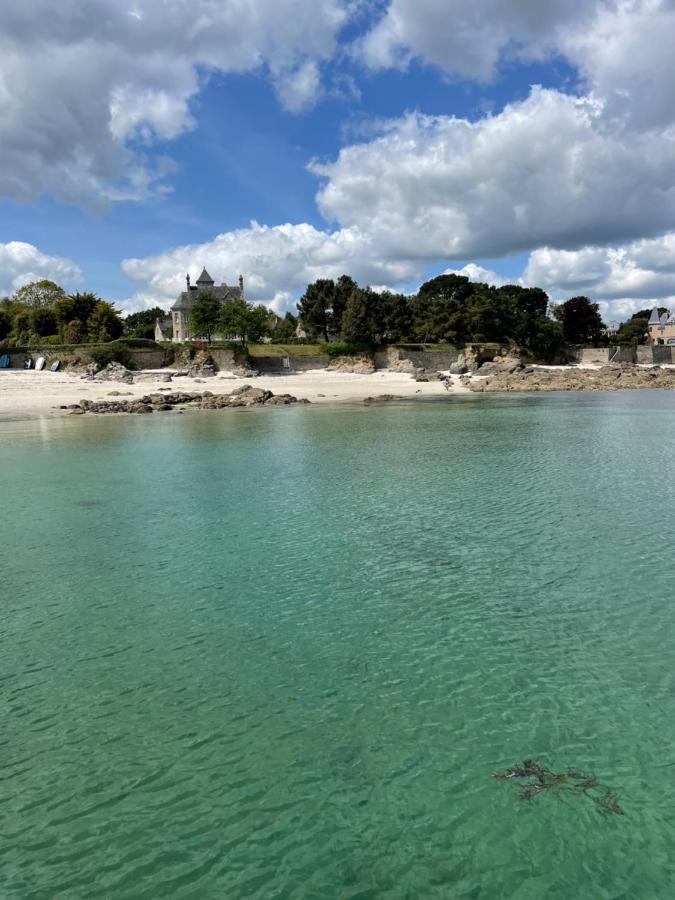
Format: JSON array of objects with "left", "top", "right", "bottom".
[{"left": 363, "top": 394, "right": 403, "bottom": 403}]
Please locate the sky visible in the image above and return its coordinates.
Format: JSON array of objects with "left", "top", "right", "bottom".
[{"left": 2, "top": 0, "right": 675, "bottom": 323}]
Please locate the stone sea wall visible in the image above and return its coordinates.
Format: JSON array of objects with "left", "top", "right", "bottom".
[
  {"left": 374, "top": 347, "right": 462, "bottom": 370},
  {"left": 254, "top": 354, "right": 330, "bottom": 373},
  {"left": 6, "top": 347, "right": 168, "bottom": 369}
]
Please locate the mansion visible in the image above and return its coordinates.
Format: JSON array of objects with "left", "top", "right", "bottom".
[
  {"left": 166, "top": 268, "right": 245, "bottom": 342},
  {"left": 648, "top": 307, "right": 675, "bottom": 345}
]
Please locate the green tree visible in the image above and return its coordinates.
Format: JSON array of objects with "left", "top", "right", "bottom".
[
  {"left": 55, "top": 292, "right": 99, "bottom": 340},
  {"left": 123, "top": 306, "right": 169, "bottom": 338},
  {"left": 613, "top": 316, "right": 650, "bottom": 345},
  {"left": 188, "top": 291, "right": 221, "bottom": 341},
  {"left": 13, "top": 279, "right": 66, "bottom": 308},
  {"left": 527, "top": 317, "right": 565, "bottom": 358},
  {"left": 554, "top": 296, "right": 605, "bottom": 344},
  {"left": 64, "top": 319, "right": 84, "bottom": 343},
  {"left": 0, "top": 308, "right": 11, "bottom": 341},
  {"left": 411, "top": 274, "right": 475, "bottom": 342},
  {"left": 13, "top": 310, "right": 30, "bottom": 344},
  {"left": 297, "top": 279, "right": 337, "bottom": 342},
  {"left": 332, "top": 275, "right": 358, "bottom": 336},
  {"left": 341, "top": 288, "right": 383, "bottom": 344},
  {"left": 271, "top": 311, "right": 299, "bottom": 342},
  {"left": 88, "top": 301, "right": 124, "bottom": 342},
  {"left": 219, "top": 300, "right": 271, "bottom": 347},
  {"left": 30, "top": 306, "right": 58, "bottom": 337},
  {"left": 380, "top": 291, "right": 413, "bottom": 342}
]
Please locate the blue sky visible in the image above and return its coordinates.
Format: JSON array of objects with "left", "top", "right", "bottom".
[{"left": 2, "top": 1, "right": 675, "bottom": 320}]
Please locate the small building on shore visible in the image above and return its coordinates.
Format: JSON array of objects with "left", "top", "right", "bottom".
[
  {"left": 171, "top": 268, "right": 244, "bottom": 342},
  {"left": 648, "top": 307, "right": 675, "bottom": 345}
]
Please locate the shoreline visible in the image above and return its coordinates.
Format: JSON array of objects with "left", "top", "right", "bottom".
[
  {"left": 0, "top": 367, "right": 467, "bottom": 421},
  {"left": 2, "top": 363, "right": 675, "bottom": 422}
]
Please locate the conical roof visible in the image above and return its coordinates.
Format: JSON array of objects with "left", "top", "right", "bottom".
[
  {"left": 648, "top": 307, "right": 661, "bottom": 325},
  {"left": 196, "top": 267, "right": 215, "bottom": 285}
]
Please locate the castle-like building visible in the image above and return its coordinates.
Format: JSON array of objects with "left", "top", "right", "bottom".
[
  {"left": 648, "top": 307, "right": 675, "bottom": 345},
  {"left": 169, "top": 267, "right": 244, "bottom": 342}
]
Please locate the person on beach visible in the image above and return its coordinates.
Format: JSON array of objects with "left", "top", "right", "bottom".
[{"left": 443, "top": 377, "right": 452, "bottom": 391}]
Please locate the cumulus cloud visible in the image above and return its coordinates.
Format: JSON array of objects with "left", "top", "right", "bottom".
[
  {"left": 442, "top": 263, "right": 511, "bottom": 287},
  {"left": 311, "top": 88, "right": 675, "bottom": 259},
  {"left": 0, "top": 241, "right": 83, "bottom": 297},
  {"left": 358, "top": 0, "right": 593, "bottom": 79},
  {"left": 120, "top": 221, "right": 422, "bottom": 314},
  {"left": 0, "top": 0, "right": 349, "bottom": 206},
  {"left": 522, "top": 235, "right": 675, "bottom": 311}
]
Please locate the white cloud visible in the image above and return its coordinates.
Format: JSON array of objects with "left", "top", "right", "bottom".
[
  {"left": 521, "top": 235, "right": 675, "bottom": 319},
  {"left": 311, "top": 88, "right": 675, "bottom": 260},
  {"left": 358, "top": 0, "right": 593, "bottom": 80},
  {"left": 0, "top": 0, "right": 349, "bottom": 206},
  {"left": 443, "top": 263, "right": 511, "bottom": 287},
  {"left": 0, "top": 241, "right": 83, "bottom": 297},
  {"left": 120, "top": 220, "right": 422, "bottom": 314}
]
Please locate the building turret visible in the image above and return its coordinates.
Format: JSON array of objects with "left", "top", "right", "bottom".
[
  {"left": 186, "top": 273, "right": 191, "bottom": 291},
  {"left": 239, "top": 274, "right": 244, "bottom": 298},
  {"left": 196, "top": 267, "right": 215, "bottom": 286}
]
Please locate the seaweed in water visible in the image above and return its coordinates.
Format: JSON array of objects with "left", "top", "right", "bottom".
[{"left": 492, "top": 759, "right": 624, "bottom": 816}]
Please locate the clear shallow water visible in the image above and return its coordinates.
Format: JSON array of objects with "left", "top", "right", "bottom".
[{"left": 2, "top": 393, "right": 675, "bottom": 899}]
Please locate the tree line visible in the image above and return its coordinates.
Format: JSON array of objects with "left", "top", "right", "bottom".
[
  {"left": 296, "top": 274, "right": 608, "bottom": 353},
  {"left": 0, "top": 280, "right": 127, "bottom": 346},
  {"left": 1, "top": 272, "right": 621, "bottom": 353}
]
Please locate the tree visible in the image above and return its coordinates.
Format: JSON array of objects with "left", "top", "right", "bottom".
[
  {"left": 88, "top": 301, "right": 124, "bottom": 342},
  {"left": 613, "top": 317, "right": 650, "bottom": 345},
  {"left": 123, "top": 306, "right": 169, "bottom": 338},
  {"left": 527, "top": 317, "right": 565, "bottom": 358},
  {"left": 297, "top": 279, "right": 337, "bottom": 342},
  {"left": 30, "top": 306, "right": 58, "bottom": 337},
  {"left": 380, "top": 291, "right": 413, "bottom": 342},
  {"left": 341, "top": 288, "right": 383, "bottom": 344},
  {"left": 554, "top": 296, "right": 605, "bottom": 344},
  {"left": 0, "top": 308, "right": 11, "bottom": 341},
  {"left": 219, "top": 299, "right": 271, "bottom": 347},
  {"left": 271, "top": 311, "right": 298, "bottom": 342},
  {"left": 411, "top": 274, "right": 476, "bottom": 342},
  {"left": 188, "top": 291, "right": 221, "bottom": 341},
  {"left": 333, "top": 275, "right": 358, "bottom": 336},
  {"left": 64, "top": 319, "right": 84, "bottom": 343},
  {"left": 55, "top": 292, "right": 99, "bottom": 339},
  {"left": 13, "top": 279, "right": 66, "bottom": 308}
]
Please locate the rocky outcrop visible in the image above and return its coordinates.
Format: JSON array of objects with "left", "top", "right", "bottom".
[
  {"left": 475, "top": 355, "right": 524, "bottom": 376},
  {"left": 82, "top": 361, "right": 135, "bottom": 383},
  {"left": 386, "top": 357, "right": 421, "bottom": 375},
  {"left": 62, "top": 385, "right": 307, "bottom": 415},
  {"left": 186, "top": 350, "right": 217, "bottom": 378},
  {"left": 328, "top": 354, "right": 376, "bottom": 374},
  {"left": 451, "top": 345, "right": 523, "bottom": 374},
  {"left": 469, "top": 364, "right": 675, "bottom": 393},
  {"left": 232, "top": 365, "right": 260, "bottom": 378}
]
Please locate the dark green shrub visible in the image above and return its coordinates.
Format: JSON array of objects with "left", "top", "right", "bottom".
[
  {"left": 324, "top": 342, "right": 372, "bottom": 357},
  {"left": 115, "top": 337, "right": 160, "bottom": 349}
]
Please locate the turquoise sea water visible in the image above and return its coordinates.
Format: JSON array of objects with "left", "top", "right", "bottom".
[{"left": 2, "top": 393, "right": 675, "bottom": 899}]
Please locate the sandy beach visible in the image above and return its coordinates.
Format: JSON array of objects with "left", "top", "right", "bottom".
[{"left": 0, "top": 367, "right": 469, "bottom": 420}]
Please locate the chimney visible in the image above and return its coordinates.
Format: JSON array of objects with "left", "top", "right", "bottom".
[
  {"left": 186, "top": 273, "right": 191, "bottom": 291},
  {"left": 239, "top": 274, "right": 244, "bottom": 297}
]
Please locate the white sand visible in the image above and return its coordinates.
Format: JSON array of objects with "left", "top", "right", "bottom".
[{"left": 0, "top": 368, "right": 469, "bottom": 420}]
